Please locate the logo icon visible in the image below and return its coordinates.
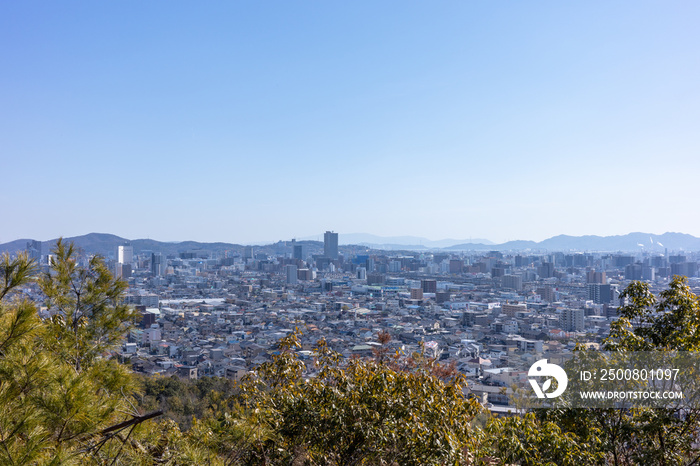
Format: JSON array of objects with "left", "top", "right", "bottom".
[{"left": 528, "top": 359, "right": 568, "bottom": 399}]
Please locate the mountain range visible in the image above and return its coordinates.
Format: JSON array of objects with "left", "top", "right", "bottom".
[
  {"left": 305, "top": 233, "right": 494, "bottom": 250},
  {"left": 2, "top": 232, "right": 700, "bottom": 257}
]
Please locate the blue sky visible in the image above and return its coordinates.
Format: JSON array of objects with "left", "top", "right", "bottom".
[{"left": 2, "top": 1, "right": 699, "bottom": 244}]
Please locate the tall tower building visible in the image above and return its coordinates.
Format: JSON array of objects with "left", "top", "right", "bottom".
[
  {"left": 116, "top": 244, "right": 133, "bottom": 278},
  {"left": 292, "top": 239, "right": 303, "bottom": 261},
  {"left": 587, "top": 283, "right": 611, "bottom": 304},
  {"left": 324, "top": 231, "right": 339, "bottom": 260},
  {"left": 26, "top": 240, "right": 41, "bottom": 263},
  {"left": 151, "top": 253, "right": 163, "bottom": 277},
  {"left": 118, "top": 244, "right": 133, "bottom": 265},
  {"left": 286, "top": 264, "right": 298, "bottom": 285},
  {"left": 537, "top": 262, "right": 555, "bottom": 279}
]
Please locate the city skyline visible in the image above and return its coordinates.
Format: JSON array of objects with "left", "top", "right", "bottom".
[
  {"left": 2, "top": 2, "right": 700, "bottom": 244},
  {"left": 5, "top": 230, "right": 700, "bottom": 256}
]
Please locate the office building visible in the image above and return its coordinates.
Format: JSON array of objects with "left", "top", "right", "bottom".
[
  {"left": 118, "top": 244, "right": 133, "bottom": 266},
  {"left": 324, "top": 231, "right": 339, "bottom": 260},
  {"left": 625, "top": 263, "right": 643, "bottom": 280},
  {"left": 26, "top": 240, "right": 41, "bottom": 263},
  {"left": 293, "top": 244, "right": 303, "bottom": 261},
  {"left": 291, "top": 239, "right": 303, "bottom": 260},
  {"left": 116, "top": 244, "right": 133, "bottom": 278},
  {"left": 286, "top": 264, "right": 298, "bottom": 284},
  {"left": 151, "top": 253, "right": 163, "bottom": 277},
  {"left": 537, "top": 262, "right": 554, "bottom": 279}
]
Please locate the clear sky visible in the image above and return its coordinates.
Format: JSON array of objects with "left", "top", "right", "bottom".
[{"left": 2, "top": 1, "right": 699, "bottom": 245}]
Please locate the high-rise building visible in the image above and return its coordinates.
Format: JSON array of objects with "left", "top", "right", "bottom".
[
  {"left": 625, "top": 263, "right": 643, "bottom": 280},
  {"left": 324, "top": 231, "right": 339, "bottom": 260},
  {"left": 587, "top": 283, "right": 611, "bottom": 304},
  {"left": 671, "top": 262, "right": 698, "bottom": 278},
  {"left": 537, "top": 262, "right": 554, "bottom": 279},
  {"left": 151, "top": 253, "right": 163, "bottom": 277},
  {"left": 389, "top": 260, "right": 402, "bottom": 273},
  {"left": 116, "top": 244, "right": 133, "bottom": 278},
  {"left": 286, "top": 264, "right": 298, "bottom": 284},
  {"left": 117, "top": 263, "right": 132, "bottom": 279},
  {"left": 560, "top": 308, "right": 584, "bottom": 332},
  {"left": 366, "top": 257, "right": 375, "bottom": 272},
  {"left": 293, "top": 244, "right": 303, "bottom": 261},
  {"left": 118, "top": 244, "right": 133, "bottom": 266},
  {"left": 586, "top": 270, "right": 606, "bottom": 284},
  {"left": 502, "top": 274, "right": 523, "bottom": 291},
  {"left": 26, "top": 240, "right": 41, "bottom": 263}
]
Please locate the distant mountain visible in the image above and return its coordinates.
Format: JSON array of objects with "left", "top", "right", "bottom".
[
  {"left": 0, "top": 239, "right": 35, "bottom": 255},
  {"left": 445, "top": 240, "right": 539, "bottom": 251},
  {"left": 446, "top": 233, "right": 700, "bottom": 252},
  {"left": 313, "top": 233, "right": 494, "bottom": 248},
  {"left": 2, "top": 231, "right": 700, "bottom": 256},
  {"left": 0, "top": 233, "right": 130, "bottom": 257},
  {"left": 536, "top": 232, "right": 700, "bottom": 252},
  {"left": 0, "top": 233, "right": 245, "bottom": 258}
]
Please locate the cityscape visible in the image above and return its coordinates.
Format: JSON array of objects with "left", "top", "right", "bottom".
[
  {"left": 11, "top": 230, "right": 700, "bottom": 415},
  {"left": 3, "top": 1, "right": 700, "bottom": 463}
]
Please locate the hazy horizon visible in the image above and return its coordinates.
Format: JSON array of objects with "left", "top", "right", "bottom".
[
  {"left": 3, "top": 2, "right": 699, "bottom": 244},
  {"left": 3, "top": 230, "right": 697, "bottom": 250}
]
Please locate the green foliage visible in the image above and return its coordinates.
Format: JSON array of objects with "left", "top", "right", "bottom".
[
  {"left": 41, "top": 238, "right": 139, "bottom": 372},
  {"left": 138, "top": 374, "right": 239, "bottom": 430},
  {"left": 231, "top": 332, "right": 482, "bottom": 465},
  {"left": 481, "top": 412, "right": 604, "bottom": 466},
  {"left": 569, "top": 275, "right": 700, "bottom": 465},
  {"left": 0, "top": 244, "right": 145, "bottom": 464},
  {"left": 0, "top": 256, "right": 51, "bottom": 463},
  {"left": 606, "top": 276, "right": 700, "bottom": 351}
]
